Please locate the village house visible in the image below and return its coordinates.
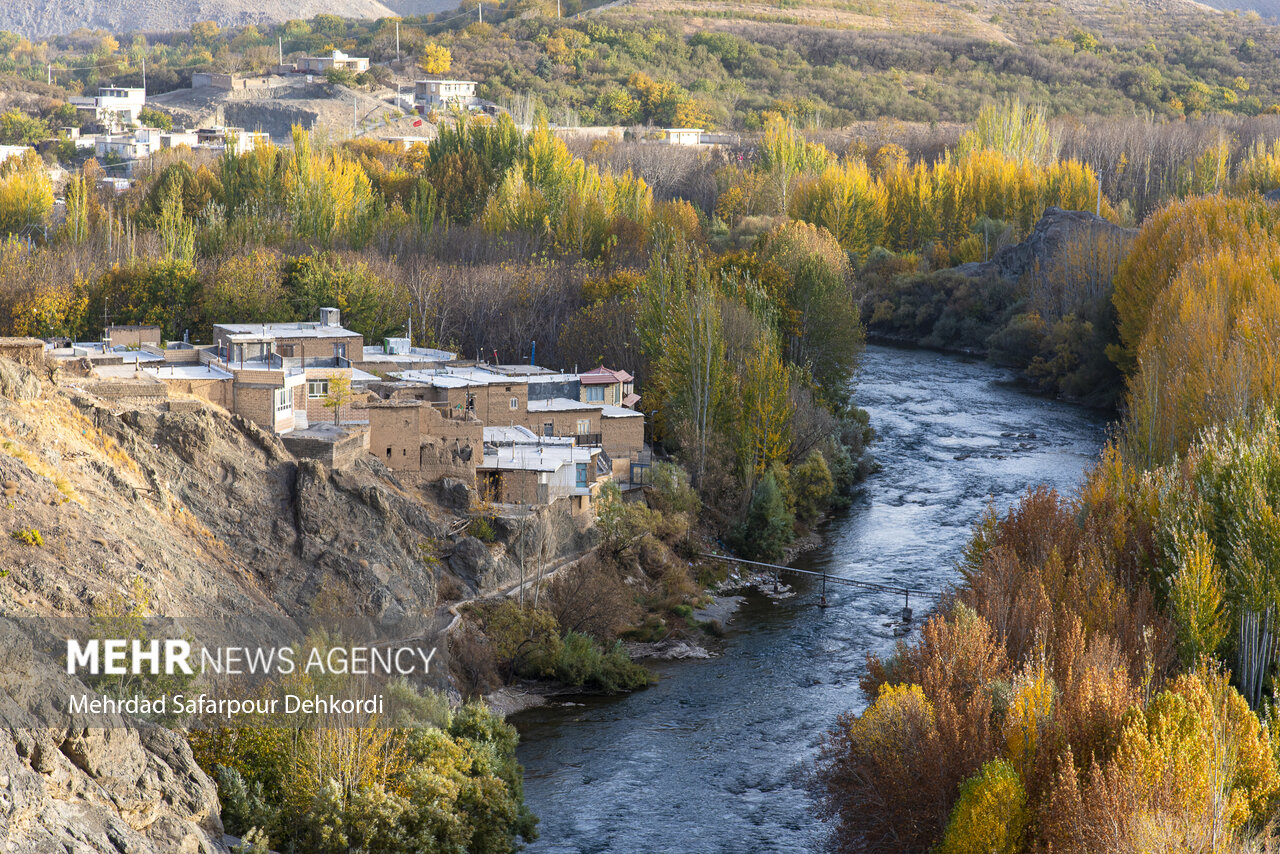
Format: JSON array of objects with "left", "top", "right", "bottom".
[
  {"left": 390, "top": 367, "right": 530, "bottom": 425},
  {"left": 663, "top": 128, "right": 703, "bottom": 146},
  {"left": 525, "top": 398, "right": 644, "bottom": 479},
  {"left": 366, "top": 399, "right": 483, "bottom": 486},
  {"left": 70, "top": 87, "right": 146, "bottom": 129},
  {"left": 414, "top": 79, "right": 478, "bottom": 111},
  {"left": 478, "top": 428, "right": 609, "bottom": 514},
  {"left": 95, "top": 127, "right": 165, "bottom": 161},
  {"left": 211, "top": 308, "right": 364, "bottom": 429},
  {"left": 103, "top": 324, "right": 162, "bottom": 350},
  {"left": 195, "top": 127, "right": 271, "bottom": 155},
  {"left": 298, "top": 50, "right": 370, "bottom": 74},
  {"left": 0, "top": 145, "right": 33, "bottom": 165},
  {"left": 577, "top": 366, "right": 639, "bottom": 408}
]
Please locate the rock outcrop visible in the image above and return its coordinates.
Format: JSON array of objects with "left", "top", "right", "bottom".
[
  {"left": 0, "top": 355, "right": 600, "bottom": 848},
  {"left": 0, "top": 622, "right": 225, "bottom": 853},
  {"left": 952, "top": 206, "right": 1137, "bottom": 282}
]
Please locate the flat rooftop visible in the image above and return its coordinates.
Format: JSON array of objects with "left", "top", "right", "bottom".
[
  {"left": 484, "top": 426, "right": 575, "bottom": 446},
  {"left": 214, "top": 322, "right": 360, "bottom": 340},
  {"left": 393, "top": 367, "right": 532, "bottom": 387},
  {"left": 479, "top": 444, "right": 596, "bottom": 472},
  {"left": 527, "top": 398, "right": 643, "bottom": 418}
]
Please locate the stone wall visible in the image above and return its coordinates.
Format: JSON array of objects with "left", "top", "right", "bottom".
[
  {"left": 0, "top": 338, "right": 45, "bottom": 370},
  {"left": 82, "top": 379, "right": 168, "bottom": 401},
  {"left": 281, "top": 426, "right": 369, "bottom": 470}
]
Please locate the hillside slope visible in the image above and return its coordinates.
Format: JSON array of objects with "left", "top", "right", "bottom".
[
  {"left": 0, "top": 354, "right": 590, "bottom": 849},
  {"left": 0, "top": 0, "right": 456, "bottom": 39}
]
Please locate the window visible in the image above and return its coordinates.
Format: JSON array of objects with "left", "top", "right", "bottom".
[
  {"left": 576, "top": 419, "right": 590, "bottom": 435},
  {"left": 510, "top": 397, "right": 519, "bottom": 410},
  {"left": 308, "top": 379, "right": 329, "bottom": 399},
  {"left": 584, "top": 386, "right": 605, "bottom": 403},
  {"left": 334, "top": 342, "right": 347, "bottom": 359},
  {"left": 543, "top": 422, "right": 554, "bottom": 437},
  {"left": 575, "top": 463, "right": 588, "bottom": 488},
  {"left": 278, "top": 344, "right": 295, "bottom": 358},
  {"left": 274, "top": 387, "right": 291, "bottom": 414}
]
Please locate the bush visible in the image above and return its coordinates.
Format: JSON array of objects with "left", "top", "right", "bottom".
[
  {"left": 471, "top": 516, "right": 498, "bottom": 543},
  {"left": 552, "top": 633, "right": 650, "bottom": 693},
  {"left": 10, "top": 527, "right": 42, "bottom": 546},
  {"left": 936, "top": 759, "right": 1027, "bottom": 854}
]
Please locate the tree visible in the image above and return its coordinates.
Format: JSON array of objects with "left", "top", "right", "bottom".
[
  {"left": 734, "top": 472, "right": 794, "bottom": 560},
  {"left": 138, "top": 107, "right": 173, "bottom": 131},
  {"left": 0, "top": 109, "right": 48, "bottom": 146},
  {"left": 0, "top": 153, "right": 53, "bottom": 236},
  {"left": 792, "top": 450, "right": 834, "bottom": 524},
  {"left": 419, "top": 43, "right": 452, "bottom": 74},
  {"left": 324, "top": 375, "right": 352, "bottom": 424},
  {"left": 761, "top": 221, "right": 864, "bottom": 407},
  {"left": 758, "top": 114, "right": 831, "bottom": 212}
]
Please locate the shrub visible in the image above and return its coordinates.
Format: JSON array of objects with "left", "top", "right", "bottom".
[
  {"left": 10, "top": 527, "right": 41, "bottom": 546},
  {"left": 471, "top": 516, "right": 498, "bottom": 543},
  {"left": 814, "top": 683, "right": 950, "bottom": 854},
  {"left": 936, "top": 758, "right": 1028, "bottom": 854},
  {"left": 552, "top": 633, "right": 650, "bottom": 692}
]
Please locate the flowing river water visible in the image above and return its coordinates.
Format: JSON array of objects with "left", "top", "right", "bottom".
[{"left": 513, "top": 344, "right": 1109, "bottom": 853}]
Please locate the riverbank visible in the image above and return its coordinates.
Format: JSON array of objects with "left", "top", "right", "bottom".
[{"left": 511, "top": 344, "right": 1108, "bottom": 853}]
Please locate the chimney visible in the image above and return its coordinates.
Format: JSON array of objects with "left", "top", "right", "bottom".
[{"left": 319, "top": 307, "right": 340, "bottom": 328}]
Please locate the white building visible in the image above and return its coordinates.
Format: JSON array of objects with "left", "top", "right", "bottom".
[
  {"left": 664, "top": 128, "right": 704, "bottom": 146},
  {"left": 0, "top": 144, "right": 34, "bottom": 165},
  {"left": 71, "top": 87, "right": 146, "bottom": 129},
  {"left": 95, "top": 127, "right": 164, "bottom": 161},
  {"left": 298, "top": 50, "right": 369, "bottom": 74},
  {"left": 414, "top": 79, "right": 477, "bottom": 111}
]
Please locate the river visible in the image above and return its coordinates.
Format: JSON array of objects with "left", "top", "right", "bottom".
[{"left": 512, "top": 344, "right": 1109, "bottom": 853}]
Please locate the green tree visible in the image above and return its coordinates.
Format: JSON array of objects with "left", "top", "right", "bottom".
[
  {"left": 735, "top": 472, "right": 794, "bottom": 560},
  {"left": 792, "top": 450, "right": 834, "bottom": 524},
  {"left": 0, "top": 109, "right": 48, "bottom": 146},
  {"left": 138, "top": 107, "right": 173, "bottom": 131}
]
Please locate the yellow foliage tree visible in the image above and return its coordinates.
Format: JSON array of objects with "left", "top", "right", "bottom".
[
  {"left": 419, "top": 42, "right": 451, "bottom": 75},
  {"left": 936, "top": 758, "right": 1028, "bottom": 854},
  {"left": 0, "top": 152, "right": 53, "bottom": 236}
]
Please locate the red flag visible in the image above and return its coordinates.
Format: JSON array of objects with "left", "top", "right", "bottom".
[{"left": 412, "top": 119, "right": 423, "bottom": 127}]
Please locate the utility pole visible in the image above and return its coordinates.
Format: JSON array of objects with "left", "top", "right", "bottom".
[
  {"left": 396, "top": 21, "right": 401, "bottom": 62},
  {"left": 557, "top": 0, "right": 561, "bottom": 17},
  {"left": 47, "top": 64, "right": 51, "bottom": 85},
  {"left": 278, "top": 36, "right": 284, "bottom": 67},
  {"left": 478, "top": 3, "right": 482, "bottom": 23},
  {"left": 141, "top": 55, "right": 146, "bottom": 92}
]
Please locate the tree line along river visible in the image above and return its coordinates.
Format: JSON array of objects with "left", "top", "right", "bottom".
[{"left": 514, "top": 344, "right": 1109, "bottom": 853}]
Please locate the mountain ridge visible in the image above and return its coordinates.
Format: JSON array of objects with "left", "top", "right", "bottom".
[{"left": 0, "top": 0, "right": 456, "bottom": 39}]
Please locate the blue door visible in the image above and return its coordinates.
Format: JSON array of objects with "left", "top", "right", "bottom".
[{"left": 575, "top": 463, "right": 588, "bottom": 488}]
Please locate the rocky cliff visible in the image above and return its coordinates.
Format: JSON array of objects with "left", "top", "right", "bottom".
[
  {"left": 952, "top": 206, "right": 1138, "bottom": 283},
  {"left": 0, "top": 356, "right": 593, "bottom": 850}
]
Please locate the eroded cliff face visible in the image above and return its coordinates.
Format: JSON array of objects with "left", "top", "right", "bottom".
[
  {"left": 0, "top": 356, "right": 595, "bottom": 850},
  {"left": 1, "top": 622, "right": 224, "bottom": 853}
]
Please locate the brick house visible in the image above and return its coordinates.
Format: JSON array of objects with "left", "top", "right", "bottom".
[
  {"left": 578, "top": 366, "right": 639, "bottom": 409},
  {"left": 366, "top": 399, "right": 483, "bottom": 485}
]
